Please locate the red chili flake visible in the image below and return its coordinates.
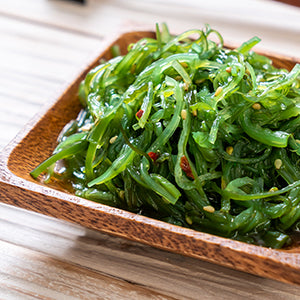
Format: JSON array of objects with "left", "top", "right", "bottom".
[
  {"left": 148, "top": 151, "right": 159, "bottom": 162},
  {"left": 180, "top": 155, "right": 194, "bottom": 179},
  {"left": 136, "top": 109, "right": 144, "bottom": 119}
]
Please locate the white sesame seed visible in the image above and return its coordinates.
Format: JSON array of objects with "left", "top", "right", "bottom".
[
  {"left": 80, "top": 123, "right": 93, "bottom": 132},
  {"left": 181, "top": 62, "right": 188, "bottom": 68},
  {"left": 109, "top": 135, "right": 118, "bottom": 144},
  {"left": 214, "top": 86, "right": 223, "bottom": 97},
  {"left": 181, "top": 109, "right": 187, "bottom": 120},
  {"left": 252, "top": 103, "right": 261, "bottom": 110},
  {"left": 274, "top": 159, "right": 282, "bottom": 170},
  {"left": 203, "top": 205, "right": 215, "bottom": 213},
  {"left": 226, "top": 146, "right": 234, "bottom": 155},
  {"left": 183, "top": 82, "right": 189, "bottom": 91},
  {"left": 226, "top": 67, "right": 232, "bottom": 73}
]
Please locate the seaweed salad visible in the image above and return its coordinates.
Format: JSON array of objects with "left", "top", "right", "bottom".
[{"left": 31, "top": 24, "right": 300, "bottom": 249}]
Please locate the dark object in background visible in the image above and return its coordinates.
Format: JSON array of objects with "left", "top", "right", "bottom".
[
  {"left": 62, "top": 0, "right": 85, "bottom": 4},
  {"left": 273, "top": 0, "right": 300, "bottom": 7}
]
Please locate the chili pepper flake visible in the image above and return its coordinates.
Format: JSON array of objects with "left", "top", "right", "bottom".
[
  {"left": 148, "top": 151, "right": 159, "bottom": 162},
  {"left": 136, "top": 109, "right": 144, "bottom": 119},
  {"left": 225, "top": 66, "right": 232, "bottom": 73},
  {"left": 180, "top": 155, "right": 194, "bottom": 179}
]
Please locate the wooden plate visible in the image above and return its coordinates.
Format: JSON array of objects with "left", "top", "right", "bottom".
[{"left": 1, "top": 31, "right": 300, "bottom": 285}]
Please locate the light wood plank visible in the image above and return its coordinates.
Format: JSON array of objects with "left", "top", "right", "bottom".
[
  {"left": 0, "top": 240, "right": 174, "bottom": 300},
  {"left": 0, "top": 15, "right": 103, "bottom": 149},
  {"left": 0, "top": 0, "right": 299, "bottom": 56},
  {"left": 1, "top": 203, "right": 300, "bottom": 299}
]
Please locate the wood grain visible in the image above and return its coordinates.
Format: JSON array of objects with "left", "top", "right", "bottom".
[
  {"left": 0, "top": 15, "right": 103, "bottom": 149},
  {"left": 0, "top": 0, "right": 299, "bottom": 57},
  {"left": 0, "top": 241, "right": 176, "bottom": 300},
  {"left": 1, "top": 1, "right": 300, "bottom": 298},
  {"left": 1, "top": 202, "right": 300, "bottom": 300},
  {"left": 1, "top": 31, "right": 300, "bottom": 287}
]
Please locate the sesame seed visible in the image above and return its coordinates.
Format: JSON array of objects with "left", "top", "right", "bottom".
[
  {"left": 186, "top": 216, "right": 193, "bottom": 225},
  {"left": 226, "top": 146, "right": 234, "bottom": 155},
  {"left": 180, "top": 62, "right": 188, "bottom": 68},
  {"left": 192, "top": 110, "right": 197, "bottom": 117},
  {"left": 214, "top": 86, "right": 223, "bottom": 97},
  {"left": 203, "top": 205, "right": 215, "bottom": 213},
  {"left": 226, "top": 67, "right": 232, "bottom": 73},
  {"left": 252, "top": 103, "right": 261, "bottom": 110},
  {"left": 274, "top": 159, "right": 282, "bottom": 170},
  {"left": 183, "top": 82, "right": 189, "bottom": 91},
  {"left": 181, "top": 109, "right": 187, "bottom": 120},
  {"left": 109, "top": 135, "right": 118, "bottom": 144},
  {"left": 80, "top": 123, "right": 93, "bottom": 132}
]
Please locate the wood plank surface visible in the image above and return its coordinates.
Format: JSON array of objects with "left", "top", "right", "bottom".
[
  {"left": 0, "top": 14, "right": 103, "bottom": 149},
  {"left": 0, "top": 0, "right": 300, "bottom": 298},
  {"left": 0, "top": 0, "right": 299, "bottom": 56},
  {"left": 0, "top": 241, "right": 174, "bottom": 300},
  {"left": 1, "top": 203, "right": 300, "bottom": 300}
]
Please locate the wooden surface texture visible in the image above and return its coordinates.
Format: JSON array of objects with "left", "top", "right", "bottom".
[{"left": 0, "top": 0, "right": 300, "bottom": 299}]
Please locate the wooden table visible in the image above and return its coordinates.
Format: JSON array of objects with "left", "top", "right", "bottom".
[{"left": 1, "top": 0, "right": 300, "bottom": 298}]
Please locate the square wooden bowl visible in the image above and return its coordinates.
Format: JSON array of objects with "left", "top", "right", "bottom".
[{"left": 1, "top": 31, "right": 300, "bottom": 285}]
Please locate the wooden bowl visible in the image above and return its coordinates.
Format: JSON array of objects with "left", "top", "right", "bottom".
[{"left": 1, "top": 31, "right": 300, "bottom": 285}]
